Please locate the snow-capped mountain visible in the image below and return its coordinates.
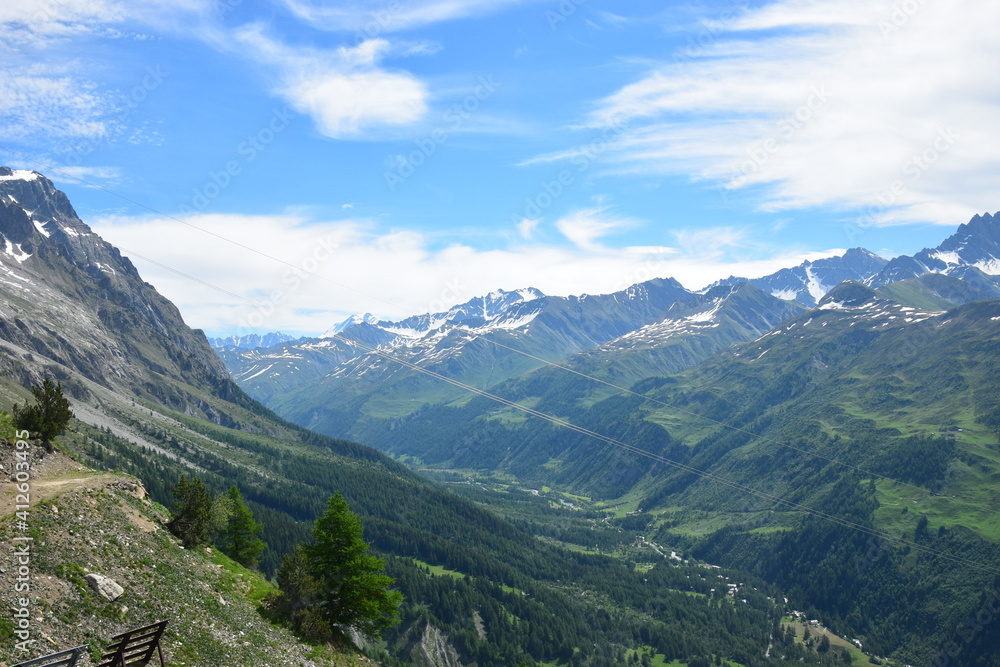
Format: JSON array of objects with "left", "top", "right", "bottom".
[
  {"left": 867, "top": 211, "right": 1000, "bottom": 287},
  {"left": 323, "top": 312, "right": 382, "bottom": 337},
  {"left": 209, "top": 331, "right": 297, "bottom": 351},
  {"left": 715, "top": 247, "right": 889, "bottom": 307},
  {"left": 216, "top": 207, "right": 1000, "bottom": 446},
  {"left": 324, "top": 288, "right": 548, "bottom": 343},
  {"left": 221, "top": 278, "right": 695, "bottom": 432},
  {"left": 481, "top": 283, "right": 808, "bottom": 410}
]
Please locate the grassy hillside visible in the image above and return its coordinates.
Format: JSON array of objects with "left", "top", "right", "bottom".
[
  {"left": 0, "top": 435, "right": 372, "bottom": 666},
  {"left": 309, "top": 294, "right": 1000, "bottom": 665}
]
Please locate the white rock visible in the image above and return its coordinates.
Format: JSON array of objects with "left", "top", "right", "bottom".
[{"left": 84, "top": 573, "right": 125, "bottom": 601}]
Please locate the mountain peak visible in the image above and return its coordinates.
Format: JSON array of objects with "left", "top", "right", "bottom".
[
  {"left": 868, "top": 210, "right": 1000, "bottom": 287},
  {"left": 324, "top": 312, "right": 382, "bottom": 337},
  {"left": 818, "top": 280, "right": 878, "bottom": 308},
  {"left": 710, "top": 247, "right": 887, "bottom": 307},
  {"left": 0, "top": 166, "right": 89, "bottom": 260},
  {"left": 0, "top": 167, "right": 42, "bottom": 182}
]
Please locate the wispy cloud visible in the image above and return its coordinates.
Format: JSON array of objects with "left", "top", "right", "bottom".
[
  {"left": 555, "top": 206, "right": 639, "bottom": 251},
  {"left": 0, "top": 1, "right": 214, "bottom": 147},
  {"left": 278, "top": 0, "right": 531, "bottom": 34},
  {"left": 573, "top": 0, "right": 1000, "bottom": 226}
]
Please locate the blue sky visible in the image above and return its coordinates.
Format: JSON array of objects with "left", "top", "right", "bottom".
[{"left": 2, "top": 0, "right": 998, "bottom": 336}]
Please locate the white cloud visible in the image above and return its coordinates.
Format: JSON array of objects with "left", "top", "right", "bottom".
[
  {"left": 0, "top": 0, "right": 431, "bottom": 145},
  {"left": 90, "top": 211, "right": 836, "bottom": 336},
  {"left": 0, "top": 0, "right": 216, "bottom": 146},
  {"left": 555, "top": 206, "right": 638, "bottom": 251},
  {"left": 516, "top": 217, "right": 540, "bottom": 240},
  {"left": 233, "top": 27, "right": 429, "bottom": 138},
  {"left": 0, "top": 70, "right": 116, "bottom": 143},
  {"left": 47, "top": 165, "right": 123, "bottom": 184},
  {"left": 573, "top": 0, "right": 1000, "bottom": 226}
]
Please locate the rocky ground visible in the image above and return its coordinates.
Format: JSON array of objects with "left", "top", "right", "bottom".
[{"left": 0, "top": 438, "right": 377, "bottom": 667}]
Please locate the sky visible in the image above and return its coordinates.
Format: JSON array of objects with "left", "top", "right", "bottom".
[{"left": 2, "top": 0, "right": 999, "bottom": 337}]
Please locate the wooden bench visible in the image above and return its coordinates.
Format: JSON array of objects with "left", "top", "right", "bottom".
[
  {"left": 94, "top": 620, "right": 168, "bottom": 667},
  {"left": 11, "top": 645, "right": 87, "bottom": 667}
]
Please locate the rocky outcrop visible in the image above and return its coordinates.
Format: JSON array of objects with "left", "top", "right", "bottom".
[{"left": 410, "top": 623, "right": 463, "bottom": 667}]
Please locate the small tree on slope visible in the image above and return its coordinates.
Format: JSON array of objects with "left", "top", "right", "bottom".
[
  {"left": 215, "top": 485, "right": 267, "bottom": 569},
  {"left": 13, "top": 378, "right": 73, "bottom": 447},
  {"left": 167, "top": 475, "right": 214, "bottom": 548},
  {"left": 304, "top": 492, "right": 402, "bottom": 641}
]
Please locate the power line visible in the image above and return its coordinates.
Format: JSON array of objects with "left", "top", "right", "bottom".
[
  {"left": 327, "top": 332, "right": 1000, "bottom": 576},
  {"left": 3, "top": 146, "right": 995, "bottom": 574}
]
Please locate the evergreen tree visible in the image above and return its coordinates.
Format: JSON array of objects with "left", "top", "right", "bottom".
[
  {"left": 167, "top": 475, "right": 214, "bottom": 548},
  {"left": 13, "top": 378, "right": 73, "bottom": 446},
  {"left": 304, "top": 492, "right": 403, "bottom": 641},
  {"left": 216, "top": 485, "right": 267, "bottom": 568}
]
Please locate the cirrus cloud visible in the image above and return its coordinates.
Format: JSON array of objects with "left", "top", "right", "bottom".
[{"left": 570, "top": 0, "right": 1000, "bottom": 227}]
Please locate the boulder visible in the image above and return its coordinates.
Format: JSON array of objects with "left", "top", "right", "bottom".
[{"left": 84, "top": 573, "right": 125, "bottom": 601}]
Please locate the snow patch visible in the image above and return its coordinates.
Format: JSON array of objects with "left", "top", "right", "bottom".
[
  {"left": 931, "top": 251, "right": 962, "bottom": 265},
  {"left": 33, "top": 219, "right": 50, "bottom": 238},
  {"left": 804, "top": 266, "right": 829, "bottom": 303},
  {"left": 0, "top": 169, "right": 39, "bottom": 182},
  {"left": 323, "top": 312, "right": 381, "bottom": 337},
  {"left": 975, "top": 258, "right": 1000, "bottom": 275},
  {"left": 770, "top": 288, "right": 798, "bottom": 301},
  {"left": 492, "top": 311, "right": 539, "bottom": 330},
  {"left": 3, "top": 240, "right": 31, "bottom": 263},
  {"left": 241, "top": 363, "right": 276, "bottom": 381}
]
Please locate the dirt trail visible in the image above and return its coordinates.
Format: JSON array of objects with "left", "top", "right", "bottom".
[{"left": 0, "top": 446, "right": 119, "bottom": 517}]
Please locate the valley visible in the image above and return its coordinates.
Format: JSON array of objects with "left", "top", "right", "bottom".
[{"left": 2, "top": 169, "right": 999, "bottom": 665}]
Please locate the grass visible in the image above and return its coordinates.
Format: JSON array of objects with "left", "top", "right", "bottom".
[
  {"left": 206, "top": 548, "right": 277, "bottom": 604},
  {"left": 407, "top": 558, "right": 466, "bottom": 579},
  {"left": 782, "top": 621, "right": 876, "bottom": 666},
  {"left": 873, "top": 479, "right": 1000, "bottom": 542}
]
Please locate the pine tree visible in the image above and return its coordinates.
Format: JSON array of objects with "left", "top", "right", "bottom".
[
  {"left": 13, "top": 378, "right": 73, "bottom": 446},
  {"left": 167, "top": 475, "right": 214, "bottom": 548},
  {"left": 215, "top": 485, "right": 267, "bottom": 568},
  {"left": 304, "top": 492, "right": 402, "bottom": 641}
]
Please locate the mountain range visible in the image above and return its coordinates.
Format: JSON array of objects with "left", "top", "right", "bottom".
[
  {"left": 221, "top": 210, "right": 1000, "bottom": 442},
  {"left": 214, "top": 205, "right": 1000, "bottom": 665},
  {"left": 4, "top": 167, "right": 1000, "bottom": 665},
  {"left": 1, "top": 167, "right": 851, "bottom": 666}
]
